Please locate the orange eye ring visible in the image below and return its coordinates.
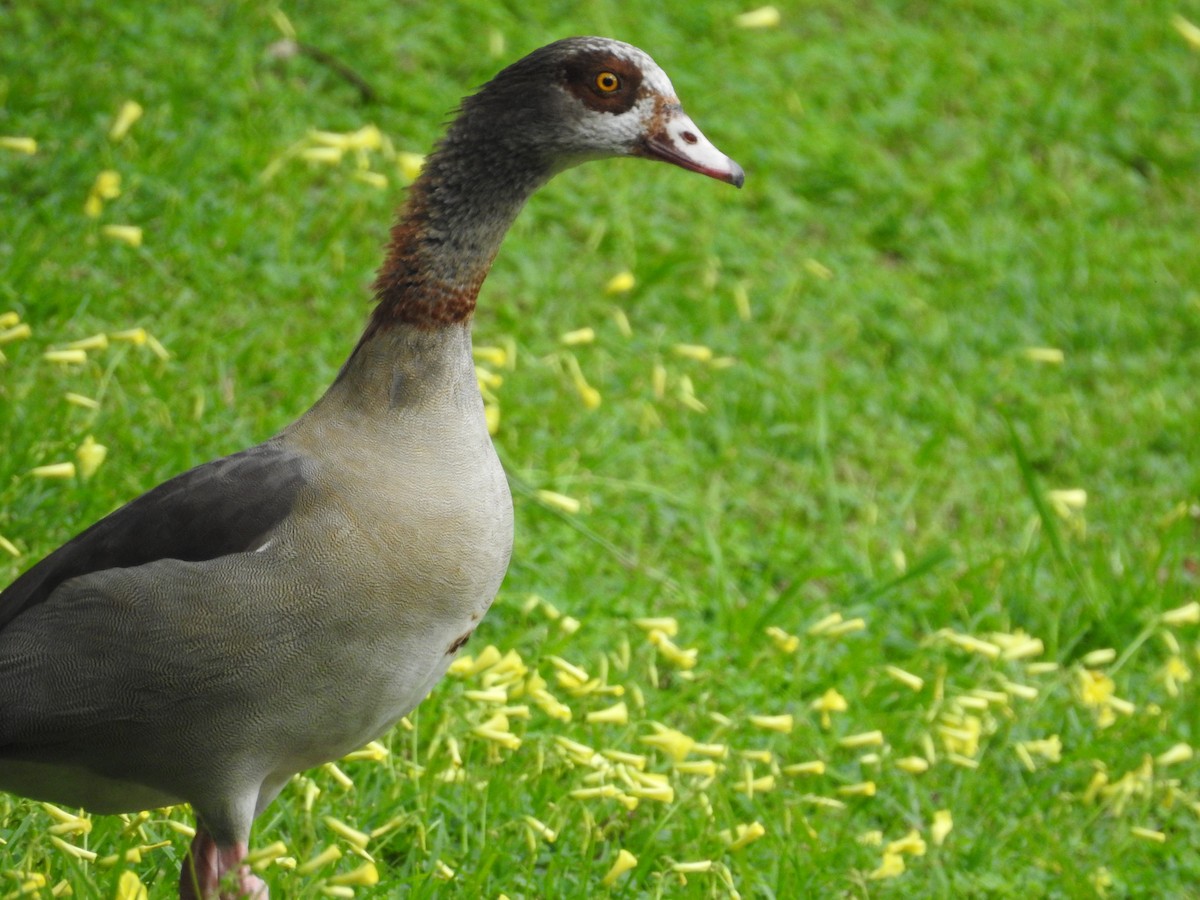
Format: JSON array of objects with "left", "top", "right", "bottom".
[{"left": 595, "top": 71, "right": 620, "bottom": 93}]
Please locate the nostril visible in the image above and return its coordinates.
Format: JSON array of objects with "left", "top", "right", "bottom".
[{"left": 681, "top": 131, "right": 698, "bottom": 145}]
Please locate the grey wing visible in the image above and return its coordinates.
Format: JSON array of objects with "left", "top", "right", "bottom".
[{"left": 0, "top": 438, "right": 310, "bottom": 630}]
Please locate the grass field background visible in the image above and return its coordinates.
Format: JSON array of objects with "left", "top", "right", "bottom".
[{"left": 3, "top": 1, "right": 1200, "bottom": 896}]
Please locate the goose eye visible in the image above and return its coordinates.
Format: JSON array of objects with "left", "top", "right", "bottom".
[{"left": 595, "top": 71, "right": 620, "bottom": 93}]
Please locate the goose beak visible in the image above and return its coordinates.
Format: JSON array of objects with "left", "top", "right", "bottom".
[{"left": 636, "top": 105, "right": 745, "bottom": 188}]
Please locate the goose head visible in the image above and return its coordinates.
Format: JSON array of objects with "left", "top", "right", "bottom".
[{"left": 446, "top": 36, "right": 745, "bottom": 189}]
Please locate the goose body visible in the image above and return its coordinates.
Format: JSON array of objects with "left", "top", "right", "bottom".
[{"left": 0, "top": 36, "right": 741, "bottom": 898}]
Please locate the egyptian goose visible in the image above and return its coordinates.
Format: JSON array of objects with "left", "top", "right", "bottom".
[{"left": 0, "top": 36, "right": 742, "bottom": 898}]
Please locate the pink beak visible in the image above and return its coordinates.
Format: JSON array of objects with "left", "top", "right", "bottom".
[{"left": 636, "top": 106, "right": 745, "bottom": 188}]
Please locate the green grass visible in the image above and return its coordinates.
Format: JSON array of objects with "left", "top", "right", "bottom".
[{"left": 3, "top": 0, "right": 1200, "bottom": 896}]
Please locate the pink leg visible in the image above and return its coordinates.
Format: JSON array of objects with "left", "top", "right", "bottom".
[{"left": 180, "top": 829, "right": 268, "bottom": 900}]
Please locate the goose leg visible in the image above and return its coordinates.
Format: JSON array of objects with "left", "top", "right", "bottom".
[{"left": 180, "top": 829, "right": 268, "bottom": 900}]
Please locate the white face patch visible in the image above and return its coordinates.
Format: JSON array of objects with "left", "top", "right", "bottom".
[{"left": 550, "top": 37, "right": 743, "bottom": 186}]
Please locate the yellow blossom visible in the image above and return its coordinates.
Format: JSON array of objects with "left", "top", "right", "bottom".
[
  {"left": 297, "top": 845, "right": 342, "bottom": 875},
  {"left": 472, "top": 713, "right": 520, "bottom": 750},
  {"left": 674, "top": 759, "right": 719, "bottom": 777},
  {"left": 647, "top": 629, "right": 698, "bottom": 669},
  {"left": 858, "top": 830, "right": 883, "bottom": 846},
  {"left": 601, "top": 749, "right": 646, "bottom": 769},
  {"left": 433, "top": 859, "right": 455, "bottom": 880},
  {"left": 531, "top": 689, "right": 572, "bottom": 721},
  {"left": 1156, "top": 743, "right": 1193, "bottom": 767},
  {"left": 323, "top": 816, "right": 370, "bottom": 849},
  {"left": 1017, "top": 736, "right": 1062, "bottom": 769},
  {"left": 560, "top": 327, "right": 595, "bottom": 345},
  {"left": 605, "top": 271, "right": 635, "bottom": 294},
  {"left": 867, "top": 851, "right": 906, "bottom": 880},
  {"left": 1000, "top": 637, "right": 1045, "bottom": 660},
  {"left": 1077, "top": 668, "right": 1123, "bottom": 725},
  {"left": 1024, "top": 347, "right": 1064, "bottom": 364},
  {"left": 720, "top": 821, "right": 766, "bottom": 851},
  {"left": 931, "top": 809, "right": 953, "bottom": 846},
  {"left": 1082, "top": 648, "right": 1117, "bottom": 667},
  {"left": 44, "top": 348, "right": 88, "bottom": 364},
  {"left": 895, "top": 756, "right": 929, "bottom": 774},
  {"left": 115, "top": 872, "right": 147, "bottom": 900},
  {"left": 676, "top": 374, "right": 706, "bottom": 413},
  {"left": 671, "top": 860, "right": 714, "bottom": 874},
  {"left": 739, "top": 749, "right": 773, "bottom": 765},
  {"left": 1162, "top": 601, "right": 1200, "bottom": 626},
  {"left": 811, "top": 687, "right": 848, "bottom": 728},
  {"left": 76, "top": 435, "right": 107, "bottom": 478},
  {"left": 765, "top": 625, "right": 799, "bottom": 653},
  {"left": 673, "top": 343, "right": 714, "bottom": 362},
  {"left": 941, "top": 630, "right": 1002, "bottom": 658},
  {"left": 1172, "top": 14, "right": 1200, "bottom": 50},
  {"left": 886, "top": 829, "right": 926, "bottom": 856},
  {"left": 102, "top": 224, "right": 143, "bottom": 247},
  {"left": 1160, "top": 655, "right": 1192, "bottom": 697},
  {"left": 884, "top": 665, "right": 924, "bottom": 691},
  {"left": 47, "top": 816, "right": 91, "bottom": 836},
  {"left": 628, "top": 783, "right": 674, "bottom": 803},
  {"left": 734, "top": 5, "right": 781, "bottom": 29},
  {"left": 50, "top": 835, "right": 97, "bottom": 860},
  {"left": 1131, "top": 826, "right": 1166, "bottom": 843},
  {"left": 85, "top": 170, "right": 122, "bottom": 217},
  {"left": 1002, "top": 679, "right": 1039, "bottom": 701},
  {"left": 1048, "top": 488, "right": 1088, "bottom": 518},
  {"left": 734, "top": 772, "right": 776, "bottom": 795},
  {"left": 0, "top": 136, "right": 37, "bottom": 154},
  {"left": 0, "top": 535, "right": 19, "bottom": 557},
  {"left": 31, "top": 462, "right": 76, "bottom": 479},
  {"left": 109, "top": 101, "right": 144, "bottom": 141},
  {"left": 601, "top": 849, "right": 638, "bottom": 886},
  {"left": 806, "top": 612, "right": 842, "bottom": 634},
  {"left": 586, "top": 701, "right": 628, "bottom": 725},
  {"left": 244, "top": 841, "right": 289, "bottom": 866},
  {"left": 110, "top": 327, "right": 148, "bottom": 345},
  {"left": 634, "top": 616, "right": 678, "bottom": 636},
  {"left": 523, "top": 816, "right": 557, "bottom": 843},
  {"left": 823, "top": 617, "right": 867, "bottom": 637},
  {"left": 536, "top": 490, "right": 581, "bottom": 514},
  {"left": 322, "top": 762, "right": 353, "bottom": 788},
  {"left": 749, "top": 713, "right": 793, "bottom": 733},
  {"left": 341, "top": 740, "right": 388, "bottom": 763},
  {"left": 640, "top": 726, "right": 695, "bottom": 761},
  {"left": 327, "top": 862, "right": 379, "bottom": 887},
  {"left": 837, "top": 781, "right": 876, "bottom": 798},
  {"left": 783, "top": 760, "right": 825, "bottom": 776},
  {"left": 64, "top": 333, "right": 109, "bottom": 351},
  {"left": 448, "top": 644, "right": 502, "bottom": 677},
  {"left": 938, "top": 716, "right": 982, "bottom": 757},
  {"left": 839, "top": 730, "right": 884, "bottom": 749}
]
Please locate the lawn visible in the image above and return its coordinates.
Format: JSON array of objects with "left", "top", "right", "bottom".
[{"left": 2, "top": 0, "right": 1200, "bottom": 896}]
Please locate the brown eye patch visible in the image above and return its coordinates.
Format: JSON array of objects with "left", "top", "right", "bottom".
[{"left": 561, "top": 51, "right": 644, "bottom": 114}]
